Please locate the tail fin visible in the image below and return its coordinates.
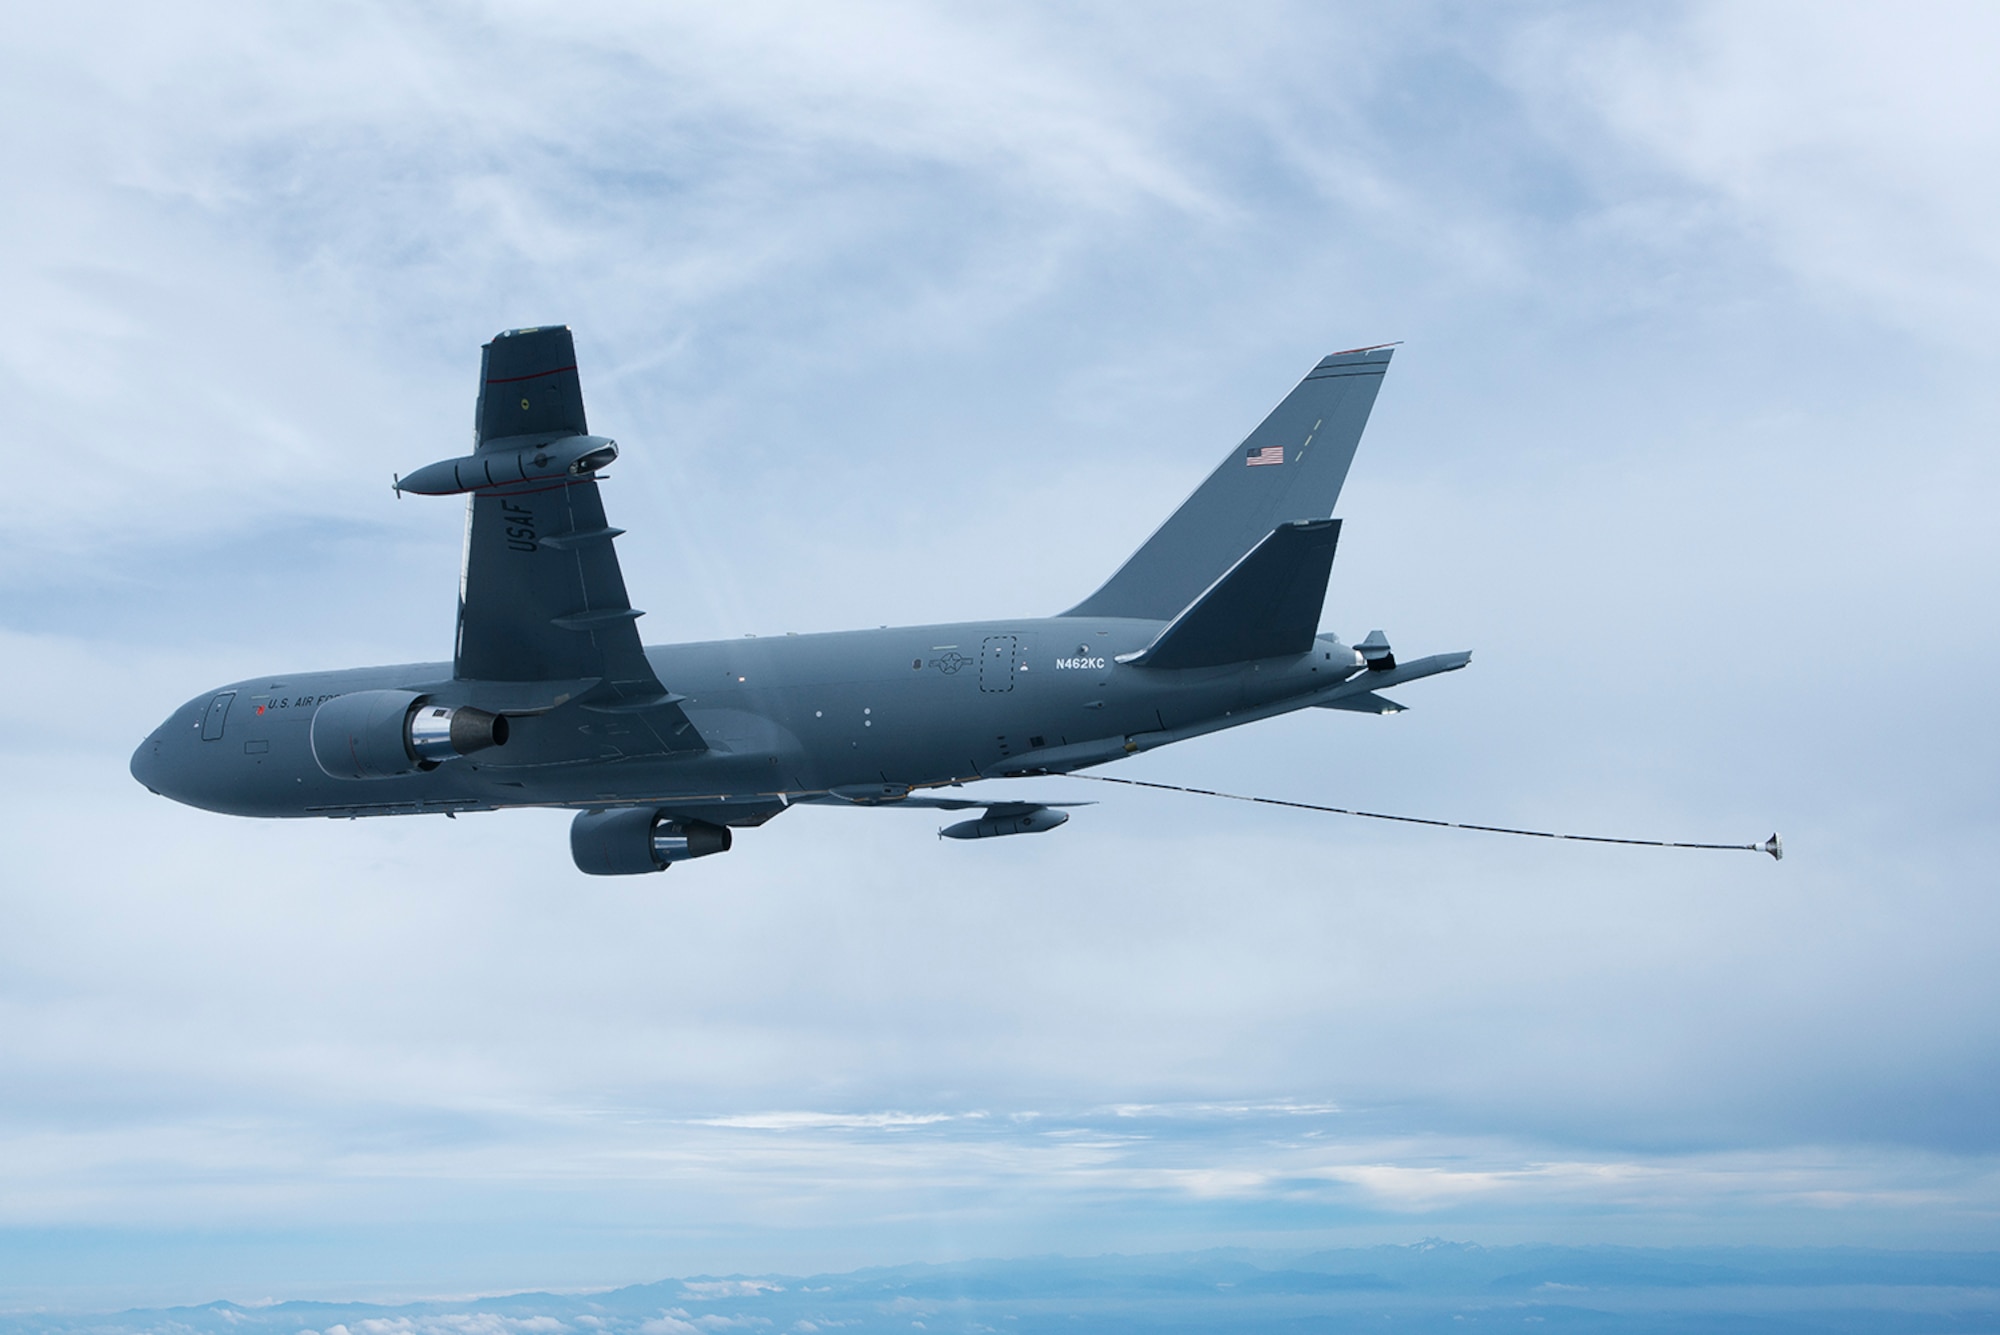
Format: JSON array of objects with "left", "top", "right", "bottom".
[
  {"left": 1065, "top": 346, "right": 1392, "bottom": 621},
  {"left": 1121, "top": 519, "right": 1340, "bottom": 669}
]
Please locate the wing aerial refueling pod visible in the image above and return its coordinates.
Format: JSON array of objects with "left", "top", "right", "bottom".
[{"left": 131, "top": 328, "right": 1470, "bottom": 874}]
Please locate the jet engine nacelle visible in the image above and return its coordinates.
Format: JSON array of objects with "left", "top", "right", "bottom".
[
  {"left": 570, "top": 807, "right": 733, "bottom": 875},
  {"left": 310, "top": 690, "right": 509, "bottom": 780}
]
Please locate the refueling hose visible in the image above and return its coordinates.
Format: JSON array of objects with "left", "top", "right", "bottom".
[{"left": 1069, "top": 773, "right": 1782, "bottom": 860}]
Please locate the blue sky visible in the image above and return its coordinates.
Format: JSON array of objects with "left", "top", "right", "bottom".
[{"left": 2, "top": 0, "right": 1998, "bottom": 1310}]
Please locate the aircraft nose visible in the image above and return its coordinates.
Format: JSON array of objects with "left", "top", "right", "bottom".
[{"left": 130, "top": 728, "right": 170, "bottom": 795}]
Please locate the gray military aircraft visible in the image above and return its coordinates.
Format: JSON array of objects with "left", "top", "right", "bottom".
[{"left": 131, "top": 327, "right": 1469, "bottom": 874}]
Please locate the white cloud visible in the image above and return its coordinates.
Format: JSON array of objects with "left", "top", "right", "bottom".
[
  {"left": 680, "top": 1281, "right": 784, "bottom": 1299},
  {"left": 4, "top": 0, "right": 2000, "bottom": 1309},
  {"left": 639, "top": 1318, "right": 697, "bottom": 1335},
  {"left": 688, "top": 1113, "right": 960, "bottom": 1132},
  {"left": 1506, "top": 2, "right": 2000, "bottom": 344}
]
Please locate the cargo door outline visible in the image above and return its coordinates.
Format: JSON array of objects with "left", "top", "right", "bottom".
[{"left": 979, "top": 636, "right": 1018, "bottom": 693}]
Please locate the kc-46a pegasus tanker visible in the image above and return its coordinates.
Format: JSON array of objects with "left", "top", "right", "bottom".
[{"left": 131, "top": 327, "right": 1469, "bottom": 874}]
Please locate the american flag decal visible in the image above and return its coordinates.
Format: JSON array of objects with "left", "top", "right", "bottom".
[{"left": 1246, "top": 444, "right": 1284, "bottom": 467}]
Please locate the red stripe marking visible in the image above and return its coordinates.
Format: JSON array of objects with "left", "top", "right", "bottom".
[
  {"left": 466, "top": 476, "right": 598, "bottom": 499},
  {"left": 485, "top": 364, "right": 579, "bottom": 385}
]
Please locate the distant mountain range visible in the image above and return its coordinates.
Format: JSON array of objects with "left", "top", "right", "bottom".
[{"left": 8, "top": 1242, "right": 2000, "bottom": 1335}]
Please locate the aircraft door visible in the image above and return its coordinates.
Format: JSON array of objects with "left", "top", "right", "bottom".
[
  {"left": 200, "top": 691, "right": 236, "bottom": 741},
  {"left": 979, "top": 636, "right": 1018, "bottom": 693}
]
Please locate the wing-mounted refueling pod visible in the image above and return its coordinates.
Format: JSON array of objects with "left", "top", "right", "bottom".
[
  {"left": 393, "top": 435, "right": 620, "bottom": 497},
  {"left": 799, "top": 789, "right": 1086, "bottom": 839},
  {"left": 938, "top": 803, "right": 1070, "bottom": 840}
]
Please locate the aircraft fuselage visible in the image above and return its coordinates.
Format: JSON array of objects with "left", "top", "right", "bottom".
[{"left": 131, "top": 617, "right": 1374, "bottom": 821}]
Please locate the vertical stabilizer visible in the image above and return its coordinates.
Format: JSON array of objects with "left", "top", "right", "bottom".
[{"left": 1065, "top": 346, "right": 1392, "bottom": 621}]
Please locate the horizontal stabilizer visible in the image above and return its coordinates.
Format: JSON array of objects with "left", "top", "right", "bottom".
[
  {"left": 1311, "top": 650, "right": 1471, "bottom": 708},
  {"left": 1124, "top": 519, "right": 1341, "bottom": 669}
]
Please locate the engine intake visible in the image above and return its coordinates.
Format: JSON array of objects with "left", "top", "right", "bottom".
[
  {"left": 310, "top": 690, "right": 509, "bottom": 780},
  {"left": 570, "top": 807, "right": 733, "bottom": 875}
]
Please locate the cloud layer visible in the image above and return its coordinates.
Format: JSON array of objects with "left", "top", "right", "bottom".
[{"left": 2, "top": 0, "right": 1997, "bottom": 1307}]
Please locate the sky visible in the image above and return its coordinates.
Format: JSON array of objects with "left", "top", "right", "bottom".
[{"left": 2, "top": 0, "right": 1998, "bottom": 1312}]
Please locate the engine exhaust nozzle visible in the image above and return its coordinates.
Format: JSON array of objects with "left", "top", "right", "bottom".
[{"left": 408, "top": 705, "right": 509, "bottom": 764}]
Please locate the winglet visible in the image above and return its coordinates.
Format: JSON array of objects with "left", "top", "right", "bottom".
[{"left": 478, "top": 326, "right": 586, "bottom": 444}]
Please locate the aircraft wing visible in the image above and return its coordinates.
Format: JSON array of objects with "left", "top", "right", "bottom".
[
  {"left": 452, "top": 327, "right": 703, "bottom": 755},
  {"left": 798, "top": 792, "right": 1093, "bottom": 811}
]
